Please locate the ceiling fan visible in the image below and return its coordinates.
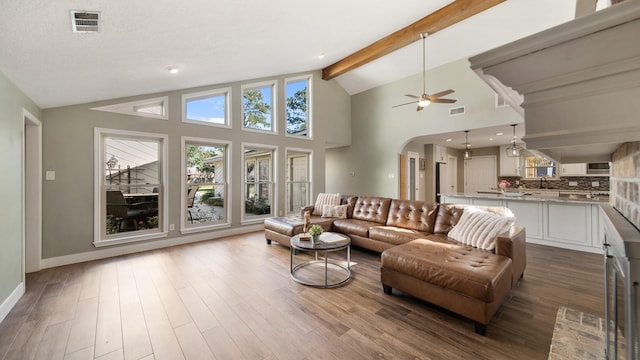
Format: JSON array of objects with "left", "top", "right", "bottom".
[{"left": 393, "top": 33, "right": 456, "bottom": 111}]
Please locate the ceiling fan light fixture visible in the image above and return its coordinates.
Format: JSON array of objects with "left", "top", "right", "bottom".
[
  {"left": 463, "top": 130, "right": 472, "bottom": 160},
  {"left": 391, "top": 34, "right": 456, "bottom": 111}
]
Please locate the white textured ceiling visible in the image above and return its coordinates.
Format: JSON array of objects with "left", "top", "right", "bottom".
[{"left": 0, "top": 0, "right": 576, "bottom": 109}]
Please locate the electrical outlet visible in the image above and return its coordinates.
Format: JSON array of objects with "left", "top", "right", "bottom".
[
  {"left": 45, "top": 170, "right": 55, "bottom": 181},
  {"left": 569, "top": 181, "right": 578, "bottom": 186},
  {"left": 169, "top": 224, "right": 175, "bottom": 231},
  {"left": 279, "top": 210, "right": 283, "bottom": 216},
  {"left": 592, "top": 181, "right": 600, "bottom": 187}
]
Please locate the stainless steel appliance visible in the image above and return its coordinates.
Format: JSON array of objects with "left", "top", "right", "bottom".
[
  {"left": 588, "top": 162, "right": 611, "bottom": 175},
  {"left": 602, "top": 205, "right": 640, "bottom": 359}
]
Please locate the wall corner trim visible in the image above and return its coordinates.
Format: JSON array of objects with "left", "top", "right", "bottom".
[{"left": 0, "top": 282, "right": 25, "bottom": 324}]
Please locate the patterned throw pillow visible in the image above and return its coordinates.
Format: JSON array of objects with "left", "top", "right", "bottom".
[
  {"left": 312, "top": 193, "right": 341, "bottom": 216},
  {"left": 447, "top": 208, "right": 514, "bottom": 250},
  {"left": 322, "top": 204, "right": 349, "bottom": 219}
]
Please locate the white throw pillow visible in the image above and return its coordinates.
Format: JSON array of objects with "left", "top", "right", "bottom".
[
  {"left": 447, "top": 208, "right": 514, "bottom": 251},
  {"left": 313, "top": 193, "right": 341, "bottom": 216},
  {"left": 322, "top": 204, "right": 348, "bottom": 219}
]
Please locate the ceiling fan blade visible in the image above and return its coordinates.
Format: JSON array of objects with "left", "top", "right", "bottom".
[
  {"left": 392, "top": 100, "right": 418, "bottom": 108},
  {"left": 429, "top": 89, "right": 455, "bottom": 98},
  {"left": 430, "top": 98, "right": 457, "bottom": 104},
  {"left": 404, "top": 94, "right": 421, "bottom": 100}
]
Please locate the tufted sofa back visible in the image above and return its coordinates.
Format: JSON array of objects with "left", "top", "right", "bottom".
[
  {"left": 386, "top": 199, "right": 439, "bottom": 233},
  {"left": 351, "top": 196, "right": 392, "bottom": 224}
]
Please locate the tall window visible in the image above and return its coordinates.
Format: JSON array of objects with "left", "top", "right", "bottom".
[
  {"left": 182, "top": 88, "right": 231, "bottom": 128},
  {"left": 182, "top": 138, "right": 230, "bottom": 231},
  {"left": 286, "top": 149, "right": 311, "bottom": 214},
  {"left": 242, "top": 144, "right": 276, "bottom": 222},
  {"left": 95, "top": 129, "right": 167, "bottom": 246},
  {"left": 242, "top": 81, "right": 276, "bottom": 133},
  {"left": 285, "top": 75, "right": 311, "bottom": 138}
]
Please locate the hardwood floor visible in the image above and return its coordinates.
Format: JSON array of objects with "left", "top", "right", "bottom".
[{"left": 0, "top": 231, "right": 604, "bottom": 360}]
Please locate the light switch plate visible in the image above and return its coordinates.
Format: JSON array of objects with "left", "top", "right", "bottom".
[
  {"left": 592, "top": 181, "right": 600, "bottom": 187},
  {"left": 569, "top": 181, "right": 578, "bottom": 186},
  {"left": 45, "top": 171, "right": 55, "bottom": 181}
]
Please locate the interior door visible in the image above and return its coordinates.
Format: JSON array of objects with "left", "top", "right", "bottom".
[
  {"left": 464, "top": 155, "right": 497, "bottom": 193},
  {"left": 407, "top": 152, "right": 419, "bottom": 200},
  {"left": 440, "top": 155, "right": 457, "bottom": 195}
]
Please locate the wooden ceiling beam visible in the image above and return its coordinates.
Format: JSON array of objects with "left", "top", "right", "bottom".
[{"left": 321, "top": 0, "right": 506, "bottom": 80}]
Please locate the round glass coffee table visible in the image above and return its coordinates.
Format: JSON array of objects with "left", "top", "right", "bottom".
[{"left": 290, "top": 232, "right": 351, "bottom": 288}]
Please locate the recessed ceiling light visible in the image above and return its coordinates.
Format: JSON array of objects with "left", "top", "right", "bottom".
[
  {"left": 445, "top": 138, "right": 452, "bottom": 142},
  {"left": 496, "top": 132, "right": 504, "bottom": 136},
  {"left": 167, "top": 66, "right": 179, "bottom": 74}
]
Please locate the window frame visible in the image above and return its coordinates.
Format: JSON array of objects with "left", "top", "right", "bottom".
[
  {"left": 241, "top": 80, "right": 277, "bottom": 134},
  {"left": 93, "top": 128, "right": 169, "bottom": 247},
  {"left": 182, "top": 87, "right": 232, "bottom": 128},
  {"left": 241, "top": 142, "right": 277, "bottom": 224},
  {"left": 180, "top": 137, "right": 232, "bottom": 233},
  {"left": 285, "top": 147, "right": 312, "bottom": 215},
  {"left": 285, "top": 75, "right": 312, "bottom": 139}
]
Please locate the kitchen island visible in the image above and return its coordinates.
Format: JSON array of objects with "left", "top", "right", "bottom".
[{"left": 441, "top": 191, "right": 607, "bottom": 253}]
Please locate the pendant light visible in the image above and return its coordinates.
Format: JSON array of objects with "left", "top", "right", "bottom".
[
  {"left": 506, "top": 124, "right": 524, "bottom": 157},
  {"left": 463, "top": 130, "right": 472, "bottom": 160}
]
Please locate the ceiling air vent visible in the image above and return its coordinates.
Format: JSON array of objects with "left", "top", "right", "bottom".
[
  {"left": 449, "top": 106, "right": 466, "bottom": 116},
  {"left": 70, "top": 11, "right": 101, "bottom": 33}
]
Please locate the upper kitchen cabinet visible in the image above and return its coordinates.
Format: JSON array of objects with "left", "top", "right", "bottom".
[
  {"left": 469, "top": 1, "right": 640, "bottom": 164},
  {"left": 560, "top": 163, "right": 587, "bottom": 176},
  {"left": 435, "top": 145, "right": 448, "bottom": 164},
  {"left": 500, "top": 146, "right": 520, "bottom": 176}
]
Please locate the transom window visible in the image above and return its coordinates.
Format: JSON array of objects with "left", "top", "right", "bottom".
[
  {"left": 285, "top": 148, "right": 311, "bottom": 214},
  {"left": 182, "top": 138, "right": 230, "bottom": 232},
  {"left": 182, "top": 88, "right": 231, "bottom": 128},
  {"left": 94, "top": 128, "right": 167, "bottom": 246},
  {"left": 242, "top": 81, "right": 276, "bottom": 133},
  {"left": 285, "top": 76, "right": 311, "bottom": 138}
]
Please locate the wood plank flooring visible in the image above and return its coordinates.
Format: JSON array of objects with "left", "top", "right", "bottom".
[{"left": 0, "top": 231, "right": 604, "bottom": 359}]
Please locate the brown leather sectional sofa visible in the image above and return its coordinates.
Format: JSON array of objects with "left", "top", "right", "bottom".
[{"left": 264, "top": 195, "right": 526, "bottom": 335}]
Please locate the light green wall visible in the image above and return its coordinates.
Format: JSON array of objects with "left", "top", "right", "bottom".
[
  {"left": 0, "top": 72, "right": 41, "bottom": 308},
  {"left": 326, "top": 58, "right": 522, "bottom": 198},
  {"left": 41, "top": 71, "right": 350, "bottom": 258}
]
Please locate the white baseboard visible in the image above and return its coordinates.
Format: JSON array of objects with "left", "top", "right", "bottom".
[
  {"left": 0, "top": 282, "right": 25, "bottom": 324},
  {"left": 41, "top": 225, "right": 264, "bottom": 270},
  {"left": 526, "top": 237, "right": 603, "bottom": 254}
]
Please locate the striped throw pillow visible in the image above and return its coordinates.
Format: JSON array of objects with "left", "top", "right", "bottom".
[{"left": 313, "top": 193, "right": 341, "bottom": 216}]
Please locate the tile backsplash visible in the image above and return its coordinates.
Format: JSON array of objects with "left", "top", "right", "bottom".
[
  {"left": 611, "top": 141, "right": 640, "bottom": 229},
  {"left": 498, "top": 176, "right": 610, "bottom": 191}
]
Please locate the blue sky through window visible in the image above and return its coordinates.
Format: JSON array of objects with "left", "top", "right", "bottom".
[
  {"left": 243, "top": 85, "right": 274, "bottom": 130},
  {"left": 186, "top": 94, "right": 226, "bottom": 124},
  {"left": 286, "top": 80, "right": 306, "bottom": 97}
]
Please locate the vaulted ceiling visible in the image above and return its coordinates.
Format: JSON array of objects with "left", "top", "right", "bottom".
[{"left": 0, "top": 0, "right": 576, "bottom": 109}]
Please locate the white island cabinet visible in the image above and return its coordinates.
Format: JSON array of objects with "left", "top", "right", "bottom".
[{"left": 441, "top": 194, "right": 603, "bottom": 253}]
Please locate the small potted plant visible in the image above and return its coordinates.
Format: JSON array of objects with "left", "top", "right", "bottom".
[{"left": 308, "top": 224, "right": 323, "bottom": 243}]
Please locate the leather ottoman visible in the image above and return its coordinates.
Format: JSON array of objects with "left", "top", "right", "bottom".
[
  {"left": 264, "top": 215, "right": 333, "bottom": 247},
  {"left": 381, "top": 238, "right": 513, "bottom": 335}
]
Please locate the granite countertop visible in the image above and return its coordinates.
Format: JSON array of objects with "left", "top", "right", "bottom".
[{"left": 442, "top": 190, "right": 609, "bottom": 204}]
